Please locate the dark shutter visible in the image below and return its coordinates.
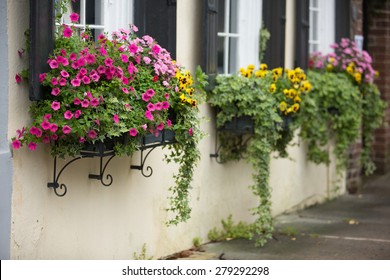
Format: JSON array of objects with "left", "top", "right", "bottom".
[
  {"left": 202, "top": 0, "right": 219, "bottom": 82},
  {"left": 335, "top": 0, "right": 351, "bottom": 41},
  {"left": 134, "top": 0, "right": 177, "bottom": 59},
  {"left": 262, "top": 0, "right": 286, "bottom": 68},
  {"left": 29, "top": 0, "right": 54, "bottom": 101},
  {"left": 295, "top": 0, "right": 309, "bottom": 69}
]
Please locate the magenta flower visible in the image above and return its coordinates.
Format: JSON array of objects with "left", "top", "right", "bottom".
[
  {"left": 113, "top": 114, "right": 119, "bottom": 124},
  {"left": 127, "top": 62, "right": 138, "bottom": 75},
  {"left": 60, "top": 70, "right": 69, "bottom": 78},
  {"left": 129, "top": 128, "right": 138, "bottom": 137},
  {"left": 41, "top": 120, "right": 51, "bottom": 130},
  {"left": 77, "top": 58, "right": 86, "bottom": 67},
  {"left": 167, "top": 119, "right": 172, "bottom": 128},
  {"left": 145, "top": 110, "right": 154, "bottom": 121},
  {"left": 49, "top": 59, "right": 59, "bottom": 69},
  {"left": 44, "top": 114, "right": 51, "bottom": 120},
  {"left": 147, "top": 102, "right": 156, "bottom": 111},
  {"left": 35, "top": 128, "right": 43, "bottom": 138},
  {"left": 51, "top": 77, "right": 58, "bottom": 86},
  {"left": 94, "top": 119, "right": 100, "bottom": 126},
  {"left": 15, "top": 74, "right": 22, "bottom": 84},
  {"left": 79, "top": 137, "right": 85, "bottom": 143},
  {"left": 62, "top": 125, "right": 72, "bottom": 134},
  {"left": 129, "top": 43, "right": 138, "bottom": 53},
  {"left": 12, "top": 139, "right": 21, "bottom": 149},
  {"left": 63, "top": 26, "right": 73, "bottom": 38},
  {"left": 143, "top": 57, "right": 151, "bottom": 64},
  {"left": 152, "top": 44, "right": 161, "bottom": 55},
  {"left": 162, "top": 101, "right": 170, "bottom": 109},
  {"left": 85, "top": 54, "right": 95, "bottom": 64},
  {"left": 71, "top": 78, "right": 81, "bottom": 87},
  {"left": 73, "top": 98, "right": 81, "bottom": 105},
  {"left": 156, "top": 122, "right": 164, "bottom": 131},
  {"left": 50, "top": 123, "right": 58, "bottom": 133},
  {"left": 64, "top": 110, "right": 73, "bottom": 120},
  {"left": 79, "top": 68, "right": 87, "bottom": 76},
  {"left": 39, "top": 73, "right": 47, "bottom": 83},
  {"left": 69, "top": 53, "right": 77, "bottom": 61},
  {"left": 74, "top": 110, "right": 81, "bottom": 119},
  {"left": 82, "top": 76, "right": 91, "bottom": 84},
  {"left": 90, "top": 73, "right": 100, "bottom": 82},
  {"left": 142, "top": 92, "right": 151, "bottom": 102},
  {"left": 51, "top": 134, "right": 58, "bottom": 141},
  {"left": 70, "top": 12, "right": 79, "bottom": 23},
  {"left": 146, "top": 88, "right": 155, "bottom": 96},
  {"left": 121, "top": 54, "right": 129, "bottom": 63},
  {"left": 30, "top": 126, "right": 39, "bottom": 135},
  {"left": 81, "top": 99, "right": 90, "bottom": 108},
  {"left": 59, "top": 78, "right": 67, "bottom": 86},
  {"left": 140, "top": 124, "right": 147, "bottom": 131},
  {"left": 155, "top": 102, "right": 163, "bottom": 111},
  {"left": 100, "top": 47, "right": 107, "bottom": 56},
  {"left": 188, "top": 127, "right": 193, "bottom": 136},
  {"left": 104, "top": 58, "right": 113, "bottom": 67},
  {"left": 90, "top": 98, "right": 99, "bottom": 107},
  {"left": 51, "top": 101, "right": 61, "bottom": 111},
  {"left": 122, "top": 87, "right": 129, "bottom": 94},
  {"left": 28, "top": 142, "right": 37, "bottom": 151},
  {"left": 51, "top": 88, "right": 60, "bottom": 96},
  {"left": 88, "top": 130, "right": 97, "bottom": 139}
]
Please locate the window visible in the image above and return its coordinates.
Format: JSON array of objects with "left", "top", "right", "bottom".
[
  {"left": 308, "top": 0, "right": 335, "bottom": 54},
  {"left": 309, "top": 0, "right": 319, "bottom": 53}
]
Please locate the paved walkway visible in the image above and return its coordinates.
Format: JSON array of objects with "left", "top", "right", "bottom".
[{"left": 191, "top": 173, "right": 390, "bottom": 260}]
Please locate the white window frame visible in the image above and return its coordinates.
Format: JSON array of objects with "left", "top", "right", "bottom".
[
  {"left": 218, "top": 0, "right": 262, "bottom": 75},
  {"left": 309, "top": 0, "right": 335, "bottom": 54}
]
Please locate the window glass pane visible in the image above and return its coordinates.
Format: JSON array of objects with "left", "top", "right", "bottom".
[
  {"left": 218, "top": 0, "right": 225, "bottom": 33},
  {"left": 86, "top": 0, "right": 103, "bottom": 25},
  {"left": 312, "top": 11, "right": 318, "bottom": 40},
  {"left": 230, "top": 0, "right": 239, "bottom": 34},
  {"left": 312, "top": 0, "right": 318, "bottom": 8},
  {"left": 218, "top": 36, "right": 225, "bottom": 74},
  {"left": 229, "top": 37, "right": 238, "bottom": 73}
]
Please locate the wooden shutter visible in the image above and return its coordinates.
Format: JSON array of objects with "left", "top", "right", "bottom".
[
  {"left": 335, "top": 0, "right": 351, "bottom": 42},
  {"left": 262, "top": 0, "right": 286, "bottom": 69},
  {"left": 29, "top": 0, "right": 54, "bottom": 101},
  {"left": 202, "top": 0, "right": 219, "bottom": 83},
  {"left": 295, "top": 0, "right": 310, "bottom": 69},
  {"left": 134, "top": 0, "right": 177, "bottom": 59}
]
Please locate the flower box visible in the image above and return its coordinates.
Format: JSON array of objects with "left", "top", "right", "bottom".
[{"left": 219, "top": 115, "right": 254, "bottom": 135}]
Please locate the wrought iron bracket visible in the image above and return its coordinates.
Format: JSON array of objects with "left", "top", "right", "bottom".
[
  {"left": 130, "top": 147, "right": 156, "bottom": 177},
  {"left": 47, "top": 153, "right": 116, "bottom": 197}
]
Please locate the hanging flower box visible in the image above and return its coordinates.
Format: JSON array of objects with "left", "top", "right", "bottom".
[{"left": 219, "top": 115, "right": 254, "bottom": 135}]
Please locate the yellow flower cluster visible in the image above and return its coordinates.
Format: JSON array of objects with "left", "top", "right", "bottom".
[
  {"left": 240, "top": 64, "right": 312, "bottom": 115},
  {"left": 345, "top": 62, "right": 362, "bottom": 84},
  {"left": 176, "top": 69, "right": 197, "bottom": 107}
]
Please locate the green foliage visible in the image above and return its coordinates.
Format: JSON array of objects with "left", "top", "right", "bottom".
[
  {"left": 208, "top": 215, "right": 254, "bottom": 242},
  {"left": 300, "top": 71, "right": 362, "bottom": 172},
  {"left": 192, "top": 237, "right": 202, "bottom": 248},
  {"left": 258, "top": 24, "right": 270, "bottom": 64},
  {"left": 133, "top": 243, "right": 153, "bottom": 260},
  {"left": 361, "top": 83, "right": 387, "bottom": 174}
]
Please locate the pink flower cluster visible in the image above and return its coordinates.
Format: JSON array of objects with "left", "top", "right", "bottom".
[{"left": 309, "top": 38, "right": 377, "bottom": 84}]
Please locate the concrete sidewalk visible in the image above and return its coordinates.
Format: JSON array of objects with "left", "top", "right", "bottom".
[{"left": 192, "top": 173, "right": 390, "bottom": 260}]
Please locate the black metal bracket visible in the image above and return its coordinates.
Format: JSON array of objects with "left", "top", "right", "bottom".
[
  {"left": 130, "top": 129, "right": 176, "bottom": 177},
  {"left": 47, "top": 152, "right": 116, "bottom": 197}
]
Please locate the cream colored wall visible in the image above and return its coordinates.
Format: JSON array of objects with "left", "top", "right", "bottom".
[{"left": 8, "top": 0, "right": 344, "bottom": 260}]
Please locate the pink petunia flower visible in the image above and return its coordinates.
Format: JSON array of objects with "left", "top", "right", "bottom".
[
  {"left": 155, "top": 102, "right": 163, "bottom": 111},
  {"left": 120, "top": 54, "right": 129, "bottom": 63},
  {"left": 44, "top": 114, "right": 51, "bottom": 120},
  {"left": 90, "top": 98, "right": 99, "bottom": 107},
  {"left": 42, "top": 135, "right": 50, "bottom": 144},
  {"left": 142, "top": 92, "right": 151, "bottom": 102},
  {"left": 51, "top": 101, "right": 61, "bottom": 111},
  {"left": 100, "top": 47, "right": 107, "bottom": 56},
  {"left": 51, "top": 77, "right": 58, "bottom": 86},
  {"left": 49, "top": 59, "right": 59, "bottom": 69},
  {"left": 156, "top": 122, "right": 164, "bottom": 131},
  {"left": 51, "top": 87, "right": 60, "bottom": 96},
  {"left": 129, "top": 128, "right": 138, "bottom": 137},
  {"left": 64, "top": 110, "right": 73, "bottom": 120},
  {"left": 71, "top": 78, "right": 81, "bottom": 87},
  {"left": 162, "top": 101, "right": 170, "bottom": 109},
  {"left": 39, "top": 73, "right": 47, "bottom": 83},
  {"left": 79, "top": 137, "right": 85, "bottom": 143},
  {"left": 122, "top": 87, "right": 129, "bottom": 94},
  {"left": 59, "top": 78, "right": 67, "bottom": 86},
  {"left": 113, "top": 114, "right": 119, "bottom": 124},
  {"left": 69, "top": 53, "right": 77, "bottom": 61},
  {"left": 140, "top": 124, "right": 147, "bottom": 131},
  {"left": 15, "top": 74, "right": 22, "bottom": 83},
  {"left": 82, "top": 76, "right": 91, "bottom": 84},
  {"left": 41, "top": 120, "right": 51, "bottom": 130},
  {"left": 74, "top": 110, "right": 81, "bottom": 119},
  {"left": 152, "top": 44, "right": 161, "bottom": 55},
  {"left": 145, "top": 110, "right": 154, "bottom": 121},
  {"left": 88, "top": 130, "right": 97, "bottom": 139},
  {"left": 50, "top": 123, "right": 58, "bottom": 133},
  {"left": 28, "top": 142, "right": 37, "bottom": 151},
  {"left": 143, "top": 57, "right": 151, "bottom": 64},
  {"left": 147, "top": 103, "right": 156, "bottom": 111},
  {"left": 81, "top": 99, "right": 90, "bottom": 108},
  {"left": 63, "top": 26, "right": 73, "bottom": 38},
  {"left": 73, "top": 98, "right": 81, "bottom": 105},
  {"left": 30, "top": 126, "right": 39, "bottom": 135},
  {"left": 12, "top": 139, "right": 21, "bottom": 149},
  {"left": 70, "top": 12, "right": 79, "bottom": 23},
  {"left": 129, "top": 43, "right": 138, "bottom": 53},
  {"left": 60, "top": 70, "right": 69, "bottom": 78},
  {"left": 188, "top": 127, "right": 193, "bottom": 136},
  {"left": 167, "top": 119, "right": 172, "bottom": 128},
  {"left": 62, "top": 125, "right": 72, "bottom": 134}
]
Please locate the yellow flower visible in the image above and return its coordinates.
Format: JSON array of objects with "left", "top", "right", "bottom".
[
  {"left": 287, "top": 88, "right": 296, "bottom": 98},
  {"left": 260, "top": 63, "right": 268, "bottom": 71},
  {"left": 273, "top": 67, "right": 283, "bottom": 77},
  {"left": 327, "top": 64, "right": 333, "bottom": 71},
  {"left": 355, "top": 72, "right": 362, "bottom": 83},
  {"left": 294, "top": 96, "right": 301, "bottom": 103},
  {"left": 247, "top": 64, "right": 255, "bottom": 70},
  {"left": 269, "top": 83, "right": 276, "bottom": 93},
  {"left": 255, "top": 70, "right": 267, "bottom": 78},
  {"left": 302, "top": 81, "right": 312, "bottom": 92},
  {"left": 279, "top": 101, "right": 287, "bottom": 112},
  {"left": 376, "top": 70, "right": 380, "bottom": 77},
  {"left": 291, "top": 103, "right": 300, "bottom": 113}
]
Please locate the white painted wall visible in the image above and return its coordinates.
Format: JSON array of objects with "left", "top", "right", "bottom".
[{"left": 7, "top": 0, "right": 344, "bottom": 259}]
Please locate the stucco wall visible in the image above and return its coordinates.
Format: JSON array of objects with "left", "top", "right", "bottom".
[{"left": 7, "top": 0, "right": 344, "bottom": 259}]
